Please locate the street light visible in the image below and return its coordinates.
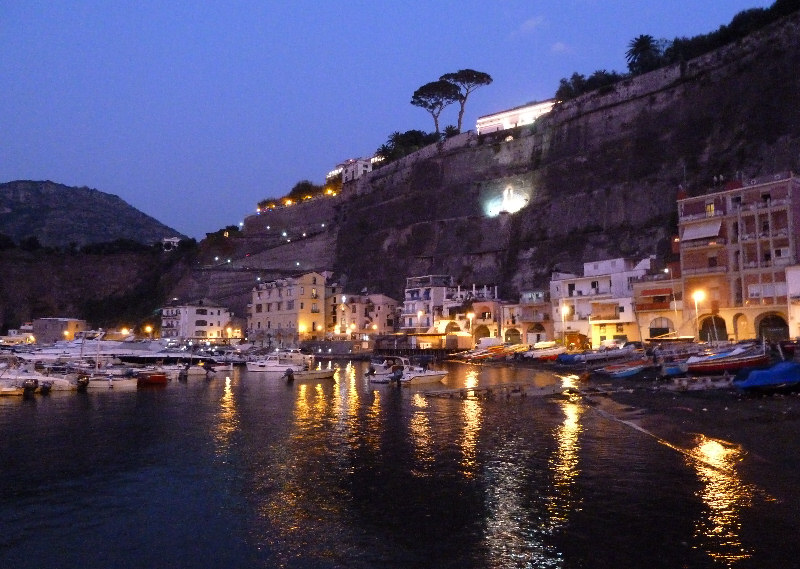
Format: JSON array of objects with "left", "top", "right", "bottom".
[
  {"left": 561, "top": 304, "right": 570, "bottom": 347},
  {"left": 664, "top": 267, "right": 681, "bottom": 337},
  {"left": 692, "top": 290, "right": 706, "bottom": 341},
  {"left": 144, "top": 325, "right": 153, "bottom": 339}
]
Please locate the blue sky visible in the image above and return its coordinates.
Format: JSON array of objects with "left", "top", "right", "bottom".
[{"left": 1, "top": 1, "right": 773, "bottom": 239}]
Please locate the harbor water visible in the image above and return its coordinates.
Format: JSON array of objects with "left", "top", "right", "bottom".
[{"left": 1, "top": 361, "right": 798, "bottom": 568}]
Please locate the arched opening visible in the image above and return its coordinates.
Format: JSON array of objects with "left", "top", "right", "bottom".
[
  {"left": 504, "top": 328, "right": 521, "bottom": 344},
  {"left": 473, "top": 325, "right": 491, "bottom": 341},
  {"left": 757, "top": 313, "right": 789, "bottom": 342},
  {"left": 699, "top": 316, "right": 727, "bottom": 342},
  {"left": 445, "top": 321, "right": 462, "bottom": 334},
  {"left": 732, "top": 313, "right": 748, "bottom": 342},
  {"left": 527, "top": 323, "right": 546, "bottom": 344},
  {"left": 648, "top": 317, "right": 674, "bottom": 339}
]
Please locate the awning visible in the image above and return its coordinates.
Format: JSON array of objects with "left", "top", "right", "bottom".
[
  {"left": 681, "top": 218, "right": 722, "bottom": 241},
  {"left": 640, "top": 288, "right": 673, "bottom": 296}
]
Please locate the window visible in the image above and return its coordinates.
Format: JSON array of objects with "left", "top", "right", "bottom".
[
  {"left": 616, "top": 324, "right": 624, "bottom": 333},
  {"left": 196, "top": 308, "right": 207, "bottom": 315},
  {"left": 705, "top": 202, "right": 715, "bottom": 217},
  {"left": 300, "top": 302, "right": 304, "bottom": 309},
  {"left": 287, "top": 300, "right": 294, "bottom": 310},
  {"left": 256, "top": 304, "right": 263, "bottom": 313},
  {"left": 195, "top": 320, "right": 208, "bottom": 327}
]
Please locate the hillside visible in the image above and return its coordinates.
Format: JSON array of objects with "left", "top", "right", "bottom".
[{"left": 0, "top": 180, "right": 184, "bottom": 247}]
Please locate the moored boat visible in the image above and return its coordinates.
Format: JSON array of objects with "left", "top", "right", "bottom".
[
  {"left": 685, "top": 344, "right": 770, "bottom": 374},
  {"left": 733, "top": 360, "right": 800, "bottom": 394}
]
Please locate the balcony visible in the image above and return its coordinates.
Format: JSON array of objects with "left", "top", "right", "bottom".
[
  {"left": 634, "top": 301, "right": 671, "bottom": 311},
  {"left": 682, "top": 265, "right": 728, "bottom": 276},
  {"left": 681, "top": 237, "right": 727, "bottom": 249}
]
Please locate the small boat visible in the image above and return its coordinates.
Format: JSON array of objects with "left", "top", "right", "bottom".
[
  {"left": 685, "top": 344, "right": 770, "bottom": 374},
  {"left": 137, "top": 371, "right": 169, "bottom": 386},
  {"left": 596, "top": 358, "right": 653, "bottom": 378},
  {"left": 246, "top": 355, "right": 306, "bottom": 374},
  {"left": 85, "top": 374, "right": 139, "bottom": 389},
  {"left": 284, "top": 366, "right": 337, "bottom": 382},
  {"left": 733, "top": 361, "right": 800, "bottom": 394},
  {"left": 523, "top": 341, "right": 566, "bottom": 361},
  {"left": 380, "top": 366, "right": 447, "bottom": 386}
]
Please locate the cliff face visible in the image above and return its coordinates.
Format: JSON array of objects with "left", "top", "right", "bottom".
[{"left": 325, "top": 10, "right": 800, "bottom": 298}]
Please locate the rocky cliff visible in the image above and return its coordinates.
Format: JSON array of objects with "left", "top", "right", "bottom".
[{"left": 217, "top": 10, "right": 800, "bottom": 304}]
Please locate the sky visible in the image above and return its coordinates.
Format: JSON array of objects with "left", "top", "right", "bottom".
[{"left": 1, "top": 0, "right": 774, "bottom": 239}]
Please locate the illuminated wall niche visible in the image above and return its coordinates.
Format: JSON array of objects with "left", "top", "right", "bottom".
[{"left": 484, "top": 185, "right": 530, "bottom": 217}]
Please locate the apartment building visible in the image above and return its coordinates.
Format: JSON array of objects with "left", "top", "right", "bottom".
[
  {"left": 551, "top": 257, "right": 652, "bottom": 348},
  {"left": 248, "top": 272, "right": 326, "bottom": 345},
  {"left": 678, "top": 172, "right": 799, "bottom": 341},
  {"left": 160, "top": 300, "right": 232, "bottom": 341}
]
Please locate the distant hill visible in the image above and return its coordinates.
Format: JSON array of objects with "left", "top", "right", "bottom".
[{"left": 0, "top": 180, "right": 185, "bottom": 247}]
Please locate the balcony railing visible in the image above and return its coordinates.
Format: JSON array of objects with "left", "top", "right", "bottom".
[{"left": 681, "top": 265, "right": 728, "bottom": 276}]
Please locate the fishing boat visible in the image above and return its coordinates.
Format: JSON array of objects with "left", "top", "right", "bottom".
[
  {"left": 596, "top": 358, "right": 653, "bottom": 378},
  {"left": 685, "top": 344, "right": 770, "bottom": 374},
  {"left": 733, "top": 361, "right": 800, "bottom": 394},
  {"left": 522, "top": 341, "right": 566, "bottom": 361}
]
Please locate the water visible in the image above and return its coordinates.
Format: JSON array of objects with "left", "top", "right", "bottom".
[{"left": 0, "top": 361, "right": 796, "bottom": 568}]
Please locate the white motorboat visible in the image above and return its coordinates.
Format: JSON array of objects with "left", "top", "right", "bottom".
[
  {"left": 84, "top": 374, "right": 138, "bottom": 389},
  {"left": 246, "top": 354, "right": 306, "bottom": 374}
]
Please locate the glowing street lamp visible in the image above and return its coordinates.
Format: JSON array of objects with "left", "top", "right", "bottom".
[
  {"left": 145, "top": 325, "right": 153, "bottom": 339},
  {"left": 692, "top": 290, "right": 706, "bottom": 341}
]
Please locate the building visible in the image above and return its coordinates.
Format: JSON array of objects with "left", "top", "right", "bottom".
[
  {"left": 631, "top": 262, "right": 687, "bottom": 342},
  {"left": 331, "top": 293, "right": 399, "bottom": 339},
  {"left": 327, "top": 157, "right": 373, "bottom": 183},
  {"left": 678, "top": 172, "right": 799, "bottom": 341},
  {"left": 247, "top": 272, "right": 326, "bottom": 347},
  {"left": 517, "top": 290, "right": 554, "bottom": 344},
  {"left": 160, "top": 299, "right": 233, "bottom": 342},
  {"left": 32, "top": 318, "right": 87, "bottom": 344},
  {"left": 551, "top": 257, "right": 653, "bottom": 348},
  {"left": 475, "top": 99, "right": 556, "bottom": 135},
  {"left": 401, "top": 275, "right": 499, "bottom": 333}
]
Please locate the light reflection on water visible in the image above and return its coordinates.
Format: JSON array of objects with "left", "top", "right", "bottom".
[
  {"left": 689, "top": 435, "right": 755, "bottom": 566},
  {"left": 1, "top": 360, "right": 792, "bottom": 569}
]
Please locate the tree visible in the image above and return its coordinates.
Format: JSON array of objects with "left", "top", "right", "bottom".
[
  {"left": 439, "top": 69, "right": 493, "bottom": 132},
  {"left": 410, "top": 80, "right": 461, "bottom": 134},
  {"left": 625, "top": 34, "right": 662, "bottom": 75}
]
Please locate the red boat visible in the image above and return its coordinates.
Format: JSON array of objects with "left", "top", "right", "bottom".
[
  {"left": 137, "top": 371, "right": 169, "bottom": 386},
  {"left": 685, "top": 345, "right": 770, "bottom": 375}
]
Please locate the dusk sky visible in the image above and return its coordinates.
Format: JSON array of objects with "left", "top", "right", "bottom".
[{"left": 1, "top": 1, "right": 772, "bottom": 239}]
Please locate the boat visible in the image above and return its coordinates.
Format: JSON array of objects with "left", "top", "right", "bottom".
[
  {"left": 557, "top": 344, "right": 637, "bottom": 365},
  {"left": 522, "top": 341, "right": 566, "bottom": 361},
  {"left": 137, "top": 371, "right": 169, "bottom": 386},
  {"left": 397, "top": 368, "right": 447, "bottom": 385},
  {"left": 733, "top": 361, "right": 800, "bottom": 394},
  {"left": 284, "top": 365, "right": 337, "bottom": 382},
  {"left": 85, "top": 374, "right": 139, "bottom": 389},
  {"left": 685, "top": 344, "right": 770, "bottom": 374},
  {"left": 596, "top": 358, "right": 653, "bottom": 378},
  {"left": 246, "top": 354, "right": 306, "bottom": 374}
]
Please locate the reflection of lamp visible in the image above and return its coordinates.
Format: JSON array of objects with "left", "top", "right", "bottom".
[
  {"left": 692, "top": 290, "right": 706, "bottom": 341},
  {"left": 417, "top": 310, "right": 424, "bottom": 332},
  {"left": 467, "top": 312, "right": 475, "bottom": 347}
]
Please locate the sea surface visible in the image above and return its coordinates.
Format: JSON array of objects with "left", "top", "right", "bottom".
[{"left": 1, "top": 361, "right": 796, "bottom": 568}]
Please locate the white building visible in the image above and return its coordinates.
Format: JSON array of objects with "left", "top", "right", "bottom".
[
  {"left": 476, "top": 99, "right": 556, "bottom": 135},
  {"left": 161, "top": 299, "right": 233, "bottom": 342},
  {"left": 327, "top": 158, "right": 373, "bottom": 183},
  {"left": 551, "top": 257, "right": 653, "bottom": 348},
  {"left": 332, "top": 293, "right": 399, "bottom": 338},
  {"left": 401, "top": 275, "right": 499, "bottom": 332}
]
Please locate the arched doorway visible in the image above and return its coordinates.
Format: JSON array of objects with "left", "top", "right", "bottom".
[
  {"left": 757, "top": 313, "right": 789, "bottom": 342},
  {"left": 732, "top": 313, "right": 748, "bottom": 342},
  {"left": 527, "top": 323, "right": 546, "bottom": 344},
  {"left": 699, "top": 316, "right": 727, "bottom": 342},
  {"left": 473, "top": 325, "right": 491, "bottom": 341},
  {"left": 445, "top": 321, "right": 461, "bottom": 334},
  {"left": 504, "top": 328, "right": 521, "bottom": 344},
  {"left": 648, "top": 317, "right": 674, "bottom": 339}
]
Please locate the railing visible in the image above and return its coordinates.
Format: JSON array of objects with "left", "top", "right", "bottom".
[
  {"left": 681, "top": 265, "right": 728, "bottom": 275},
  {"left": 634, "top": 301, "right": 671, "bottom": 311},
  {"left": 681, "top": 237, "right": 727, "bottom": 248}
]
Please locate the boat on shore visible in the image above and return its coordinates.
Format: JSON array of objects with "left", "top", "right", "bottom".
[
  {"left": 685, "top": 343, "right": 770, "bottom": 375},
  {"left": 733, "top": 360, "right": 800, "bottom": 394},
  {"left": 595, "top": 358, "right": 654, "bottom": 379},
  {"left": 522, "top": 341, "right": 566, "bottom": 361}
]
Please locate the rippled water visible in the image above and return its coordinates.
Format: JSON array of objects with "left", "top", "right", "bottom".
[{"left": 0, "top": 361, "right": 796, "bottom": 568}]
